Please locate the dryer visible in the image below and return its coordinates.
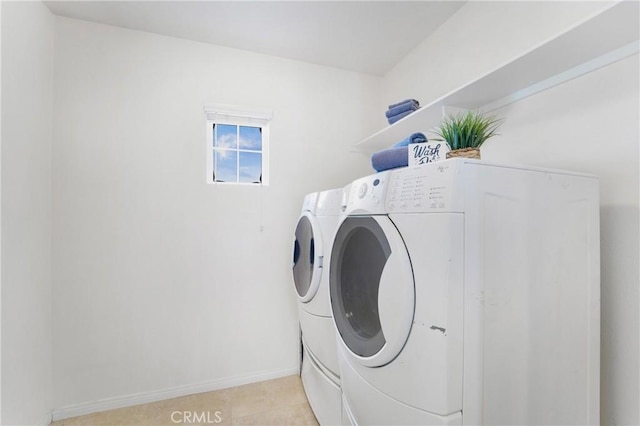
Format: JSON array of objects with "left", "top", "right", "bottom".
[
  {"left": 330, "top": 159, "right": 600, "bottom": 425},
  {"left": 293, "top": 187, "right": 346, "bottom": 426}
]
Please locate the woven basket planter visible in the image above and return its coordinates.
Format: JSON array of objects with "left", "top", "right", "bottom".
[{"left": 446, "top": 147, "right": 481, "bottom": 159}]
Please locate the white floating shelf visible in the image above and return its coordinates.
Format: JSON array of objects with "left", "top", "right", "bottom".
[{"left": 356, "top": 1, "right": 640, "bottom": 153}]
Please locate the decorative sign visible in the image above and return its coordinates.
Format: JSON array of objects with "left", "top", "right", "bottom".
[{"left": 409, "top": 142, "right": 450, "bottom": 166}]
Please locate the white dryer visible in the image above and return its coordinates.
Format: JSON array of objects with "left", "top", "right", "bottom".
[
  {"left": 330, "top": 159, "right": 600, "bottom": 426},
  {"left": 293, "top": 187, "right": 346, "bottom": 426}
]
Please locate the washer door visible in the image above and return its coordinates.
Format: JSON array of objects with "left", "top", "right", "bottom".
[
  {"left": 330, "top": 215, "right": 414, "bottom": 367},
  {"left": 293, "top": 212, "right": 323, "bottom": 303}
]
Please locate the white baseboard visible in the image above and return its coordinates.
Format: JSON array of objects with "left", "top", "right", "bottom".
[
  {"left": 40, "top": 412, "right": 53, "bottom": 426},
  {"left": 51, "top": 366, "right": 299, "bottom": 421}
]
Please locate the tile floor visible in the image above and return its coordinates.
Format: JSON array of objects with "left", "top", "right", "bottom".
[{"left": 51, "top": 375, "right": 319, "bottom": 426}]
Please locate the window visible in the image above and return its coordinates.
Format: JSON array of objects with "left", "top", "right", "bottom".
[{"left": 205, "top": 105, "right": 272, "bottom": 185}]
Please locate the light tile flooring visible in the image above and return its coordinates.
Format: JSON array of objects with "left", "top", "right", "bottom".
[{"left": 51, "top": 375, "right": 319, "bottom": 426}]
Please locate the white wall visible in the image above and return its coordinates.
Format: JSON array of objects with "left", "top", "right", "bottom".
[
  {"left": 52, "top": 17, "right": 379, "bottom": 414},
  {"left": 1, "top": 1, "right": 54, "bottom": 425},
  {"left": 383, "top": 2, "right": 639, "bottom": 424},
  {"left": 382, "top": 1, "right": 612, "bottom": 124}
]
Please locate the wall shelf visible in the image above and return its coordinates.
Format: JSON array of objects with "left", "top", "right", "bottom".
[{"left": 356, "top": 1, "right": 639, "bottom": 153}]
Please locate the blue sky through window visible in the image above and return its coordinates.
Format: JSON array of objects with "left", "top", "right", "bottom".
[
  {"left": 239, "top": 152, "right": 262, "bottom": 183},
  {"left": 215, "top": 124, "right": 237, "bottom": 149},
  {"left": 215, "top": 150, "right": 237, "bottom": 182},
  {"left": 213, "top": 123, "right": 263, "bottom": 183},
  {"left": 239, "top": 126, "right": 262, "bottom": 150}
]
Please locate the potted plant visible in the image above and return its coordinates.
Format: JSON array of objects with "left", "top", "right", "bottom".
[{"left": 432, "top": 111, "right": 502, "bottom": 159}]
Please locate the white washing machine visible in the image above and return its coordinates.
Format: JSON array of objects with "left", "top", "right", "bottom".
[
  {"left": 330, "top": 159, "right": 600, "bottom": 426},
  {"left": 293, "top": 188, "right": 346, "bottom": 426}
]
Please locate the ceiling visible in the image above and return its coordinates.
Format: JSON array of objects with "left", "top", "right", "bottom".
[{"left": 44, "top": 1, "right": 465, "bottom": 76}]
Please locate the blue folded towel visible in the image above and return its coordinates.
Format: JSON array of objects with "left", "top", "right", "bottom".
[
  {"left": 393, "top": 132, "right": 427, "bottom": 148},
  {"left": 385, "top": 101, "right": 419, "bottom": 118},
  {"left": 371, "top": 146, "right": 409, "bottom": 172},
  {"left": 388, "top": 99, "right": 419, "bottom": 110},
  {"left": 388, "top": 109, "right": 414, "bottom": 125}
]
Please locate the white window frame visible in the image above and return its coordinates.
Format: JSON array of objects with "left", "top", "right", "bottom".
[{"left": 204, "top": 104, "right": 272, "bottom": 186}]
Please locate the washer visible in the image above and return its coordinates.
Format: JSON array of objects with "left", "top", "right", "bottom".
[
  {"left": 292, "top": 187, "right": 347, "bottom": 426},
  {"left": 330, "top": 159, "right": 600, "bottom": 425}
]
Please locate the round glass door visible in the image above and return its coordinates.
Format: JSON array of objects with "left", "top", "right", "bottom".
[
  {"left": 330, "top": 215, "right": 414, "bottom": 367},
  {"left": 292, "top": 212, "right": 323, "bottom": 302}
]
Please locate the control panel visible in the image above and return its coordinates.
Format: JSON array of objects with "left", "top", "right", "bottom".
[
  {"left": 344, "top": 161, "right": 464, "bottom": 215},
  {"left": 301, "top": 192, "right": 319, "bottom": 213},
  {"left": 344, "top": 171, "right": 392, "bottom": 215},
  {"left": 387, "top": 161, "right": 463, "bottom": 213},
  {"left": 316, "top": 188, "right": 343, "bottom": 216}
]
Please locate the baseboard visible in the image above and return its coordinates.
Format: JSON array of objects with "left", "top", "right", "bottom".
[
  {"left": 51, "top": 366, "right": 299, "bottom": 421},
  {"left": 39, "top": 411, "right": 53, "bottom": 426}
]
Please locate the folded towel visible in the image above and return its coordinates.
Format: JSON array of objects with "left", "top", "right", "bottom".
[
  {"left": 371, "top": 146, "right": 409, "bottom": 172},
  {"left": 393, "top": 132, "right": 427, "bottom": 148},
  {"left": 385, "top": 101, "right": 419, "bottom": 118},
  {"left": 388, "top": 99, "right": 419, "bottom": 110},
  {"left": 387, "top": 109, "right": 415, "bottom": 125}
]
